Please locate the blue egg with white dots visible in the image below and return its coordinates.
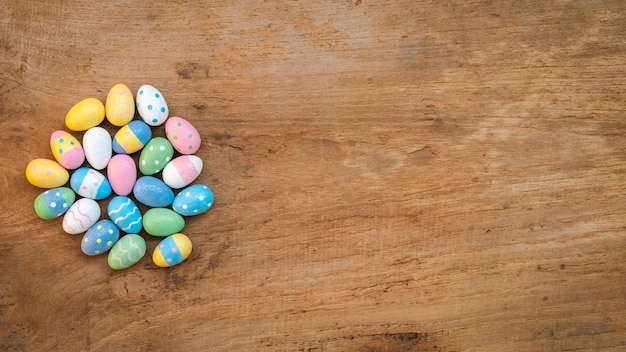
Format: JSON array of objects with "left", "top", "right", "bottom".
[
  {"left": 136, "top": 84, "right": 168, "bottom": 126},
  {"left": 81, "top": 220, "right": 120, "bottom": 256},
  {"left": 172, "top": 184, "right": 214, "bottom": 216}
]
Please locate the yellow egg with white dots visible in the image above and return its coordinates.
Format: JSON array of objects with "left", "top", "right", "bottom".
[{"left": 81, "top": 220, "right": 120, "bottom": 256}]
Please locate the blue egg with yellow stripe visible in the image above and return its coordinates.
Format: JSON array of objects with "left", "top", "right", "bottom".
[
  {"left": 81, "top": 220, "right": 120, "bottom": 256},
  {"left": 112, "top": 120, "right": 152, "bottom": 154},
  {"left": 152, "top": 233, "right": 192, "bottom": 267}
]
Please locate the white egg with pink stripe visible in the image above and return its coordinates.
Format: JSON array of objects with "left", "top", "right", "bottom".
[
  {"left": 62, "top": 198, "right": 101, "bottom": 235},
  {"left": 162, "top": 155, "right": 203, "bottom": 189}
]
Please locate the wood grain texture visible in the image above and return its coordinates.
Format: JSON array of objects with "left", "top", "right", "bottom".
[{"left": 1, "top": 1, "right": 625, "bottom": 351}]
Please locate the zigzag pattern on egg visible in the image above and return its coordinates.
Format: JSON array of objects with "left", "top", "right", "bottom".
[{"left": 26, "top": 83, "right": 215, "bottom": 270}]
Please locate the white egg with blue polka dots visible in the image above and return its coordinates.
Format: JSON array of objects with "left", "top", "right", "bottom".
[
  {"left": 136, "top": 84, "right": 169, "bottom": 126},
  {"left": 172, "top": 184, "right": 214, "bottom": 217}
]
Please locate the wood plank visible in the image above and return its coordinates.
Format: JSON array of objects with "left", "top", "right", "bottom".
[{"left": 1, "top": 1, "right": 625, "bottom": 351}]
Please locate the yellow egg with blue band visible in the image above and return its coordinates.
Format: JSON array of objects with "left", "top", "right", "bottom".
[
  {"left": 153, "top": 233, "right": 192, "bottom": 267},
  {"left": 112, "top": 120, "right": 152, "bottom": 154}
]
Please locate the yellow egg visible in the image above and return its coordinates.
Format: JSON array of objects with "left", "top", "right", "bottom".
[
  {"left": 65, "top": 98, "right": 105, "bottom": 131},
  {"left": 105, "top": 84, "right": 135, "bottom": 126},
  {"left": 26, "top": 158, "right": 69, "bottom": 188}
]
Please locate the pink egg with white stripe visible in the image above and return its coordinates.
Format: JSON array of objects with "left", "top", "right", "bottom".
[
  {"left": 162, "top": 155, "right": 203, "bottom": 189},
  {"left": 62, "top": 198, "right": 101, "bottom": 234}
]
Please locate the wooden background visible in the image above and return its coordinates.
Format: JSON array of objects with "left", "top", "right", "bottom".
[{"left": 1, "top": 1, "right": 625, "bottom": 351}]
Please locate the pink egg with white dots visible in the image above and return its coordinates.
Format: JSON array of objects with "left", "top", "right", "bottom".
[{"left": 165, "top": 117, "right": 201, "bottom": 154}]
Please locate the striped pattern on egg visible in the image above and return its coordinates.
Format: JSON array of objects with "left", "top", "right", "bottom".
[
  {"left": 70, "top": 167, "right": 112, "bottom": 200},
  {"left": 105, "top": 83, "right": 135, "bottom": 126},
  {"left": 108, "top": 196, "right": 143, "bottom": 233},
  {"left": 162, "top": 155, "right": 203, "bottom": 189},
  {"left": 108, "top": 234, "right": 146, "bottom": 270},
  {"left": 62, "top": 198, "right": 101, "bottom": 235}
]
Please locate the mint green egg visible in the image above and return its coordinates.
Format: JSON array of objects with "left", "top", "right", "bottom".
[
  {"left": 139, "top": 137, "right": 174, "bottom": 175},
  {"left": 143, "top": 208, "right": 185, "bottom": 237},
  {"left": 108, "top": 234, "right": 146, "bottom": 270}
]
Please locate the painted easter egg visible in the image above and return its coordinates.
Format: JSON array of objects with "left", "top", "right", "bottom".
[
  {"left": 108, "top": 234, "right": 146, "bottom": 270},
  {"left": 112, "top": 120, "right": 152, "bottom": 154},
  {"left": 25, "top": 158, "right": 69, "bottom": 188},
  {"left": 105, "top": 83, "right": 135, "bottom": 126},
  {"left": 172, "top": 184, "right": 214, "bottom": 217},
  {"left": 133, "top": 176, "right": 174, "bottom": 207},
  {"left": 70, "top": 167, "right": 112, "bottom": 200},
  {"left": 138, "top": 137, "right": 174, "bottom": 175},
  {"left": 162, "top": 155, "right": 203, "bottom": 189},
  {"left": 65, "top": 97, "right": 105, "bottom": 131},
  {"left": 81, "top": 219, "right": 120, "bottom": 256},
  {"left": 62, "top": 198, "right": 100, "bottom": 234},
  {"left": 107, "top": 196, "right": 142, "bottom": 234},
  {"left": 107, "top": 154, "right": 136, "bottom": 196},
  {"left": 165, "top": 117, "right": 201, "bottom": 154},
  {"left": 50, "top": 131, "right": 85, "bottom": 170},
  {"left": 136, "top": 84, "right": 168, "bottom": 126},
  {"left": 83, "top": 127, "right": 112, "bottom": 170},
  {"left": 143, "top": 208, "right": 185, "bottom": 237},
  {"left": 152, "top": 233, "right": 192, "bottom": 267},
  {"left": 33, "top": 187, "right": 76, "bottom": 220}
]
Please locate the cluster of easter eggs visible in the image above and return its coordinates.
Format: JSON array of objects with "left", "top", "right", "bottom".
[{"left": 26, "top": 84, "right": 214, "bottom": 270}]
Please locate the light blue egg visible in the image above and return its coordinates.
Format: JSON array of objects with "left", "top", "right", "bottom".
[
  {"left": 133, "top": 176, "right": 174, "bottom": 207},
  {"left": 172, "top": 184, "right": 214, "bottom": 216},
  {"left": 107, "top": 196, "right": 143, "bottom": 233},
  {"left": 81, "top": 220, "right": 120, "bottom": 256},
  {"left": 69, "top": 167, "right": 112, "bottom": 200}
]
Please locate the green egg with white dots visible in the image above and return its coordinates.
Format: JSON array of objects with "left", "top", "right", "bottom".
[{"left": 139, "top": 137, "right": 174, "bottom": 175}]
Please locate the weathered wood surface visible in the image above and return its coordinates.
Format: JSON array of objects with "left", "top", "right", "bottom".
[{"left": 1, "top": 1, "right": 625, "bottom": 351}]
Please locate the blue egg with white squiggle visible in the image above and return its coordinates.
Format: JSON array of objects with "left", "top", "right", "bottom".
[
  {"left": 172, "top": 184, "right": 214, "bottom": 216},
  {"left": 107, "top": 196, "right": 143, "bottom": 234}
]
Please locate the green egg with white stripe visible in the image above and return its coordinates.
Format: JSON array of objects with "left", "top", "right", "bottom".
[{"left": 108, "top": 234, "right": 146, "bottom": 270}]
